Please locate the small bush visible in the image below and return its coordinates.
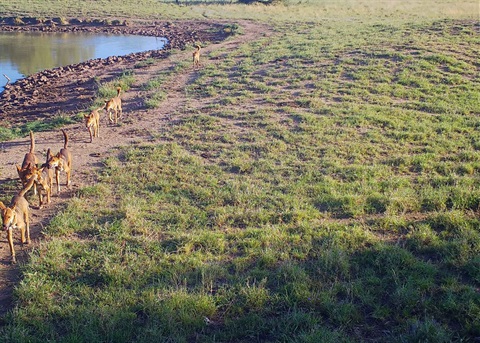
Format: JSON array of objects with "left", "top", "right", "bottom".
[
  {"left": 0, "top": 127, "right": 19, "bottom": 141},
  {"left": 223, "top": 23, "right": 240, "bottom": 35},
  {"left": 144, "top": 92, "right": 166, "bottom": 109}
]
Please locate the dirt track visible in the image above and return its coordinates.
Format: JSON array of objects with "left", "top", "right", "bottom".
[{"left": 0, "top": 19, "right": 272, "bottom": 316}]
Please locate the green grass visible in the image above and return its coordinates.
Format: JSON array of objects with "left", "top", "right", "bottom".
[
  {"left": 0, "top": 114, "right": 77, "bottom": 141},
  {"left": 0, "top": 0, "right": 477, "bottom": 22},
  {"left": 1, "top": 0, "right": 480, "bottom": 342}
]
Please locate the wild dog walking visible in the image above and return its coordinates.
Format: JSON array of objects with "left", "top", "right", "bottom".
[
  {"left": 84, "top": 107, "right": 101, "bottom": 142},
  {"left": 16, "top": 164, "right": 51, "bottom": 209},
  {"left": 32, "top": 148, "right": 59, "bottom": 208},
  {"left": 105, "top": 87, "right": 122, "bottom": 125},
  {"left": 47, "top": 130, "right": 72, "bottom": 193},
  {"left": 0, "top": 176, "right": 36, "bottom": 264},
  {"left": 33, "top": 155, "right": 53, "bottom": 208},
  {"left": 42, "top": 149, "right": 56, "bottom": 198},
  {"left": 192, "top": 44, "right": 201, "bottom": 69},
  {"left": 16, "top": 131, "right": 38, "bottom": 195}
]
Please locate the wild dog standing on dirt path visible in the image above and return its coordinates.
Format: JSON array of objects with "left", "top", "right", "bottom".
[
  {"left": 42, "top": 149, "right": 56, "bottom": 198},
  {"left": 193, "top": 44, "right": 201, "bottom": 69},
  {"left": 16, "top": 131, "right": 38, "bottom": 195},
  {"left": 47, "top": 130, "right": 72, "bottom": 193},
  {"left": 84, "top": 108, "right": 101, "bottom": 142},
  {"left": 15, "top": 164, "right": 51, "bottom": 209},
  {"left": 32, "top": 163, "right": 52, "bottom": 208},
  {"left": 33, "top": 148, "right": 58, "bottom": 207},
  {"left": 105, "top": 87, "right": 122, "bottom": 125},
  {"left": 0, "top": 176, "right": 36, "bottom": 264}
]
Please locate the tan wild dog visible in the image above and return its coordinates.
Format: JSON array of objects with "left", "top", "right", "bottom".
[
  {"left": 105, "top": 87, "right": 122, "bottom": 125},
  {"left": 15, "top": 164, "right": 51, "bottom": 209},
  {"left": 32, "top": 159, "right": 52, "bottom": 208},
  {"left": 16, "top": 131, "right": 38, "bottom": 195},
  {"left": 0, "top": 176, "right": 36, "bottom": 264},
  {"left": 42, "top": 149, "right": 56, "bottom": 198},
  {"left": 47, "top": 130, "right": 72, "bottom": 193},
  {"left": 84, "top": 108, "right": 101, "bottom": 142},
  {"left": 192, "top": 44, "right": 201, "bottom": 69},
  {"left": 33, "top": 165, "right": 51, "bottom": 208}
]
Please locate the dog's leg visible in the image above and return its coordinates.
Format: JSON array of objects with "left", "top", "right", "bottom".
[
  {"left": 38, "top": 185, "right": 44, "bottom": 209},
  {"left": 118, "top": 104, "right": 122, "bottom": 119},
  {"left": 108, "top": 110, "right": 114, "bottom": 124},
  {"left": 20, "top": 223, "right": 26, "bottom": 244},
  {"left": 24, "top": 213, "right": 30, "bottom": 244},
  {"left": 55, "top": 169, "right": 61, "bottom": 193},
  {"left": 48, "top": 173, "right": 54, "bottom": 197},
  {"left": 66, "top": 169, "right": 71, "bottom": 187},
  {"left": 96, "top": 117, "right": 100, "bottom": 138},
  {"left": 7, "top": 228, "right": 15, "bottom": 264},
  {"left": 93, "top": 120, "right": 99, "bottom": 138},
  {"left": 46, "top": 186, "right": 51, "bottom": 204}
]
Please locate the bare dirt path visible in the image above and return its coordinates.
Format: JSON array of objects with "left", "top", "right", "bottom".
[{"left": 0, "top": 19, "right": 273, "bottom": 316}]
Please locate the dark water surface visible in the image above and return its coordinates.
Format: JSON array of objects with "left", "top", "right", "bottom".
[{"left": 0, "top": 31, "right": 167, "bottom": 92}]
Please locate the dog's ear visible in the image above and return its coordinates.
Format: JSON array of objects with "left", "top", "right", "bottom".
[
  {"left": 84, "top": 113, "right": 89, "bottom": 118},
  {"left": 0, "top": 201, "right": 6, "bottom": 211},
  {"left": 15, "top": 164, "right": 22, "bottom": 173}
]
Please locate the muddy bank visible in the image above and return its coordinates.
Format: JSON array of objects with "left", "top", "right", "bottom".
[{"left": 0, "top": 18, "right": 231, "bottom": 125}]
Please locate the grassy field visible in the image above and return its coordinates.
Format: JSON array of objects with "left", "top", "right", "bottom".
[
  {"left": 0, "top": 0, "right": 477, "bottom": 22},
  {"left": 1, "top": 0, "right": 479, "bottom": 342}
]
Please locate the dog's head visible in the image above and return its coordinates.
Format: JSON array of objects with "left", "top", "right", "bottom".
[
  {"left": 84, "top": 112, "right": 96, "bottom": 128},
  {"left": 33, "top": 167, "right": 50, "bottom": 190},
  {"left": 104, "top": 99, "right": 114, "bottom": 111},
  {"left": 47, "top": 153, "right": 65, "bottom": 171},
  {"left": 16, "top": 163, "right": 35, "bottom": 183},
  {"left": 0, "top": 202, "right": 15, "bottom": 231},
  {"left": 43, "top": 149, "right": 56, "bottom": 171}
]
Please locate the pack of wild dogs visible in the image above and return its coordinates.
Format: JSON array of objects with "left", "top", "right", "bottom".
[
  {"left": 1, "top": 45, "right": 203, "bottom": 264},
  {"left": 1, "top": 87, "right": 122, "bottom": 264}
]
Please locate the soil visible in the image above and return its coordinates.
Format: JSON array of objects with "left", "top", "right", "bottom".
[{"left": 0, "top": 18, "right": 272, "bottom": 316}]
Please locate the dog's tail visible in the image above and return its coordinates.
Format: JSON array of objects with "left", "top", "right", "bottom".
[
  {"left": 29, "top": 131, "right": 35, "bottom": 154},
  {"left": 116, "top": 87, "right": 122, "bottom": 97},
  {"left": 61, "top": 129, "right": 68, "bottom": 149},
  {"left": 43, "top": 148, "right": 53, "bottom": 168},
  {"left": 18, "top": 174, "right": 37, "bottom": 198},
  {"left": 193, "top": 45, "right": 201, "bottom": 57},
  {"left": 46, "top": 148, "right": 52, "bottom": 164}
]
